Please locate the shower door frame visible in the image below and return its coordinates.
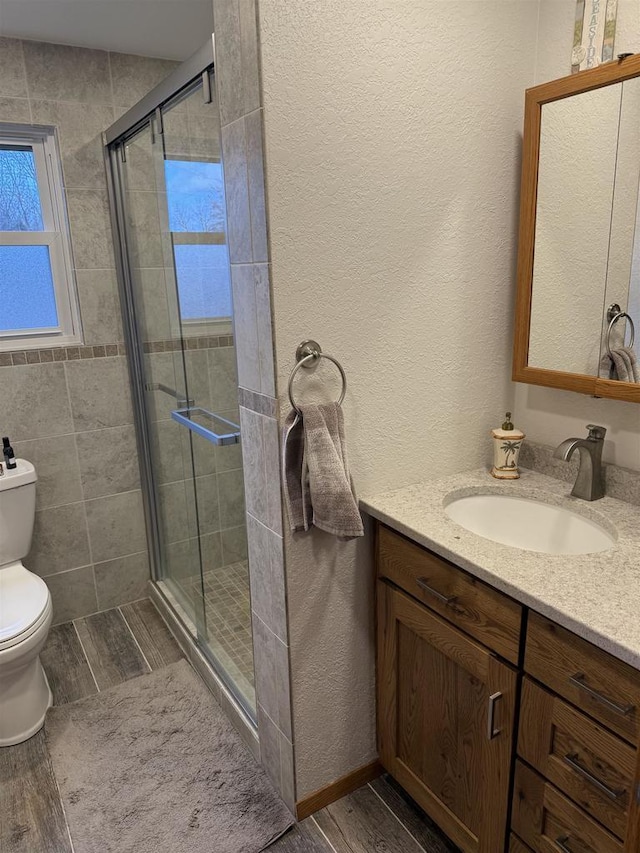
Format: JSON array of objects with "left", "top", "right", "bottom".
[{"left": 103, "top": 36, "right": 216, "bottom": 594}]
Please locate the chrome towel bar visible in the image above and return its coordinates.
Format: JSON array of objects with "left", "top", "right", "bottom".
[{"left": 288, "top": 339, "right": 347, "bottom": 414}]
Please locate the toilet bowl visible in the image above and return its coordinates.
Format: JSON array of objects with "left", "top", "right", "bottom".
[{"left": 0, "top": 460, "right": 53, "bottom": 747}]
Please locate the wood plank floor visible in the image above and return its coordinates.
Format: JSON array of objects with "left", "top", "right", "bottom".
[{"left": 1, "top": 598, "right": 459, "bottom": 853}]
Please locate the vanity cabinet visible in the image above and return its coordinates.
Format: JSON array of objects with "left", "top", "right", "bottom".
[
  {"left": 515, "top": 613, "right": 640, "bottom": 852},
  {"left": 375, "top": 522, "right": 640, "bottom": 853},
  {"left": 376, "top": 526, "right": 520, "bottom": 853}
]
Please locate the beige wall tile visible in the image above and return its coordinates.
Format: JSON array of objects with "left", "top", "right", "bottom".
[
  {"left": 94, "top": 551, "right": 149, "bottom": 610},
  {"left": 256, "top": 702, "right": 281, "bottom": 792},
  {"left": 76, "top": 269, "right": 123, "bottom": 346},
  {"left": 45, "top": 565, "right": 98, "bottom": 625},
  {"left": 1, "top": 363, "right": 73, "bottom": 439},
  {"left": 254, "top": 264, "right": 276, "bottom": 397},
  {"left": 0, "top": 38, "right": 27, "bottom": 97},
  {"left": 134, "top": 268, "right": 172, "bottom": 341},
  {"left": 245, "top": 109, "right": 267, "bottom": 262},
  {"left": 221, "top": 118, "right": 252, "bottom": 262},
  {"left": 158, "top": 479, "right": 199, "bottom": 544},
  {"left": 231, "top": 264, "right": 260, "bottom": 391},
  {"left": 0, "top": 96, "right": 31, "bottom": 121},
  {"left": 262, "top": 414, "right": 282, "bottom": 535},
  {"left": 125, "top": 190, "right": 164, "bottom": 267},
  {"left": 31, "top": 100, "right": 114, "bottom": 189},
  {"left": 213, "top": 0, "right": 245, "bottom": 126},
  {"left": 216, "top": 467, "right": 246, "bottom": 528},
  {"left": 252, "top": 614, "right": 291, "bottom": 738},
  {"left": 279, "top": 733, "right": 296, "bottom": 812},
  {"left": 247, "top": 514, "right": 286, "bottom": 642},
  {"left": 194, "top": 474, "right": 221, "bottom": 533},
  {"left": 13, "top": 434, "right": 82, "bottom": 510},
  {"left": 29, "top": 502, "right": 91, "bottom": 577},
  {"left": 22, "top": 41, "right": 111, "bottom": 104},
  {"left": 207, "top": 346, "right": 239, "bottom": 410},
  {"left": 65, "top": 357, "right": 133, "bottom": 431},
  {"left": 239, "top": 406, "right": 266, "bottom": 521},
  {"left": 109, "top": 52, "right": 177, "bottom": 108},
  {"left": 67, "top": 188, "right": 116, "bottom": 269},
  {"left": 220, "top": 525, "right": 248, "bottom": 564},
  {"left": 85, "top": 489, "right": 147, "bottom": 562},
  {"left": 238, "top": 0, "right": 261, "bottom": 115},
  {"left": 200, "top": 530, "right": 223, "bottom": 571},
  {"left": 76, "top": 424, "right": 140, "bottom": 499}
]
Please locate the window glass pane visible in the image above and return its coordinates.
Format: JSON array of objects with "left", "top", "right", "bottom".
[
  {"left": 0, "top": 146, "right": 45, "bottom": 231},
  {"left": 174, "top": 244, "right": 231, "bottom": 320},
  {"left": 0, "top": 245, "right": 59, "bottom": 330},
  {"left": 165, "top": 159, "right": 224, "bottom": 233}
]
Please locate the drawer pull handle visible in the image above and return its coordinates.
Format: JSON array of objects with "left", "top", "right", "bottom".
[
  {"left": 487, "top": 691, "right": 502, "bottom": 740},
  {"left": 555, "top": 837, "right": 574, "bottom": 853},
  {"left": 569, "top": 673, "right": 635, "bottom": 717},
  {"left": 563, "top": 753, "right": 626, "bottom": 801},
  {"left": 415, "top": 577, "right": 457, "bottom": 606}
]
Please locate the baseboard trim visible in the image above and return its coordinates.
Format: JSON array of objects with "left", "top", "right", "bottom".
[{"left": 295, "top": 759, "right": 383, "bottom": 820}]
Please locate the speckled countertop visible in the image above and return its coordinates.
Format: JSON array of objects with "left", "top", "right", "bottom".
[{"left": 361, "top": 468, "right": 640, "bottom": 670}]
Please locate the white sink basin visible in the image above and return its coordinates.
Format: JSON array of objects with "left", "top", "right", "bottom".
[{"left": 444, "top": 494, "right": 616, "bottom": 555}]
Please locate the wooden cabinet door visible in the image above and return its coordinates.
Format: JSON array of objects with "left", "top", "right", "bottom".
[{"left": 377, "top": 580, "right": 517, "bottom": 853}]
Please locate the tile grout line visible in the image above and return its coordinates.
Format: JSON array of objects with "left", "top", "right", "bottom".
[
  {"left": 50, "top": 758, "right": 77, "bottom": 853},
  {"left": 309, "top": 814, "right": 340, "bottom": 853},
  {"left": 118, "top": 606, "right": 153, "bottom": 673},
  {"left": 71, "top": 619, "right": 100, "bottom": 694},
  {"left": 366, "top": 782, "right": 430, "bottom": 853}
]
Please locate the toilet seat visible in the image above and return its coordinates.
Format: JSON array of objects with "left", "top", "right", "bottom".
[{"left": 0, "top": 563, "right": 51, "bottom": 650}]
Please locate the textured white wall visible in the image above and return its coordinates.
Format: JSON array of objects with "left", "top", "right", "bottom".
[
  {"left": 514, "top": 0, "right": 640, "bottom": 471},
  {"left": 258, "top": 0, "right": 540, "bottom": 796}
]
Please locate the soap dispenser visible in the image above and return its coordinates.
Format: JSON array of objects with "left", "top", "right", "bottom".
[{"left": 491, "top": 413, "right": 525, "bottom": 480}]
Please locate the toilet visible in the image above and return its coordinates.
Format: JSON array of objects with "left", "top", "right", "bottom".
[{"left": 0, "top": 459, "right": 53, "bottom": 747}]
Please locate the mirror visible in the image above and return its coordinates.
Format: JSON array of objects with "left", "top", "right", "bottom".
[{"left": 513, "top": 55, "right": 640, "bottom": 403}]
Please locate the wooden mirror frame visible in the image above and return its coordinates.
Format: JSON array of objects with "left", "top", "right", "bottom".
[{"left": 512, "top": 54, "right": 640, "bottom": 404}]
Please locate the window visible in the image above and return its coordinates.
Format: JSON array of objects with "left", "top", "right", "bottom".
[
  {"left": 0, "top": 124, "right": 82, "bottom": 350},
  {"left": 164, "top": 158, "right": 231, "bottom": 325}
]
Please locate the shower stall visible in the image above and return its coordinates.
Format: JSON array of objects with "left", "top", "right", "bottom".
[{"left": 104, "top": 38, "right": 255, "bottom": 718}]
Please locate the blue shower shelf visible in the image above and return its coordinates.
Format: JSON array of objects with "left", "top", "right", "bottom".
[{"left": 171, "top": 407, "right": 241, "bottom": 446}]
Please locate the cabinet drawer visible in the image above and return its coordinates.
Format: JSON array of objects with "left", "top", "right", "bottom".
[
  {"left": 510, "top": 835, "right": 534, "bottom": 853},
  {"left": 518, "top": 677, "right": 635, "bottom": 839},
  {"left": 512, "top": 761, "right": 623, "bottom": 853},
  {"left": 525, "top": 613, "right": 640, "bottom": 744},
  {"left": 377, "top": 524, "right": 522, "bottom": 663}
]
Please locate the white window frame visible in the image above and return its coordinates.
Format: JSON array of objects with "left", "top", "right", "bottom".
[{"left": 0, "top": 123, "right": 82, "bottom": 351}]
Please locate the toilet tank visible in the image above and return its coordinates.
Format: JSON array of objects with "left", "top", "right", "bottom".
[{"left": 0, "top": 460, "right": 37, "bottom": 567}]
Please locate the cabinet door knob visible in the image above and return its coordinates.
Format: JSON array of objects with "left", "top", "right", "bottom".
[
  {"left": 415, "top": 577, "right": 457, "bottom": 606},
  {"left": 487, "top": 691, "right": 503, "bottom": 740}
]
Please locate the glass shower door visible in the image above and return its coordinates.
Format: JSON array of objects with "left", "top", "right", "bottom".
[
  {"left": 160, "top": 79, "right": 255, "bottom": 710},
  {"left": 110, "top": 70, "right": 255, "bottom": 715}
]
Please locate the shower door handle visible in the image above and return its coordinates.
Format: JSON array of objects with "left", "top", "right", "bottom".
[{"left": 145, "top": 382, "right": 195, "bottom": 408}]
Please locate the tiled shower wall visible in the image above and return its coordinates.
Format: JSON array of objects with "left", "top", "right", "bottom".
[
  {"left": 211, "top": 0, "right": 295, "bottom": 810},
  {"left": 0, "top": 37, "right": 175, "bottom": 623}
]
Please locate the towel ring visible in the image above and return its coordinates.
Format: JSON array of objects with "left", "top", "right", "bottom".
[
  {"left": 606, "top": 303, "right": 636, "bottom": 358},
  {"left": 288, "top": 340, "right": 347, "bottom": 414}
]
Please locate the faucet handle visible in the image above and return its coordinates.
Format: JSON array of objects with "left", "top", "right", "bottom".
[{"left": 586, "top": 424, "right": 607, "bottom": 441}]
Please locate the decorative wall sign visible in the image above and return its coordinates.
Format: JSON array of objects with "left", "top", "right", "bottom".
[{"left": 571, "top": 0, "right": 617, "bottom": 73}]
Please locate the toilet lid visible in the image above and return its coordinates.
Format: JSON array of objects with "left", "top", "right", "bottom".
[{"left": 0, "top": 563, "right": 50, "bottom": 644}]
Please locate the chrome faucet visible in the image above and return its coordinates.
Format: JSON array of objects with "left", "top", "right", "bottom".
[{"left": 553, "top": 425, "right": 606, "bottom": 501}]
